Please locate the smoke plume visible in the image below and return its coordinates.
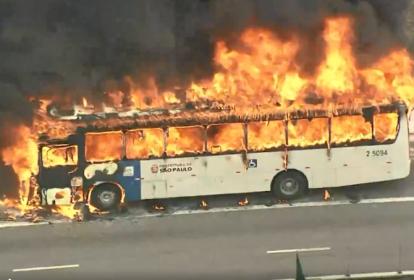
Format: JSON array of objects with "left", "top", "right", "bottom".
[{"left": 0, "top": 0, "right": 411, "bottom": 197}]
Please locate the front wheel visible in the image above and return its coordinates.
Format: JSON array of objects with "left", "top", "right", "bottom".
[
  {"left": 271, "top": 171, "right": 308, "bottom": 200},
  {"left": 89, "top": 184, "right": 121, "bottom": 211}
]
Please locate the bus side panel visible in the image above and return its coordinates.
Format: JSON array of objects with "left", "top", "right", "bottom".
[
  {"left": 330, "top": 145, "right": 392, "bottom": 187},
  {"left": 114, "top": 160, "right": 141, "bottom": 201},
  {"left": 391, "top": 113, "right": 411, "bottom": 179},
  {"left": 160, "top": 157, "right": 200, "bottom": 198},
  {"left": 331, "top": 113, "right": 410, "bottom": 187},
  {"left": 288, "top": 144, "right": 397, "bottom": 189},
  {"left": 140, "top": 159, "right": 168, "bottom": 199},
  {"left": 246, "top": 151, "right": 285, "bottom": 192},
  {"left": 140, "top": 157, "right": 201, "bottom": 199},
  {"left": 287, "top": 148, "right": 333, "bottom": 189},
  {"left": 83, "top": 161, "right": 142, "bottom": 201},
  {"left": 199, "top": 154, "right": 247, "bottom": 196}
]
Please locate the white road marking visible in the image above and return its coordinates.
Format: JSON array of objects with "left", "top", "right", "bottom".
[
  {"left": 275, "top": 270, "right": 414, "bottom": 280},
  {"left": 0, "top": 222, "right": 51, "bottom": 228},
  {"left": 267, "top": 247, "right": 331, "bottom": 254},
  {"left": 13, "top": 264, "right": 79, "bottom": 272},
  {"left": 0, "top": 220, "right": 66, "bottom": 229}
]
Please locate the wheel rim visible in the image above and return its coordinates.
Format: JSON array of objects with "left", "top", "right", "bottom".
[
  {"left": 279, "top": 178, "right": 299, "bottom": 196},
  {"left": 99, "top": 191, "right": 115, "bottom": 206}
]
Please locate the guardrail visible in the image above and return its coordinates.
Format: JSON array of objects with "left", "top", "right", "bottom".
[
  {"left": 269, "top": 244, "right": 414, "bottom": 280},
  {"left": 277, "top": 270, "right": 414, "bottom": 280}
]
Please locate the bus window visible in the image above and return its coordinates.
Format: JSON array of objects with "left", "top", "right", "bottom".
[
  {"left": 374, "top": 113, "right": 399, "bottom": 142},
  {"left": 247, "top": 121, "right": 285, "bottom": 150},
  {"left": 42, "top": 145, "right": 78, "bottom": 168},
  {"left": 331, "top": 115, "right": 372, "bottom": 144},
  {"left": 166, "top": 126, "right": 204, "bottom": 157},
  {"left": 125, "top": 128, "right": 163, "bottom": 159},
  {"left": 85, "top": 131, "right": 124, "bottom": 162},
  {"left": 288, "top": 118, "right": 328, "bottom": 147},
  {"left": 207, "top": 123, "right": 245, "bottom": 154}
]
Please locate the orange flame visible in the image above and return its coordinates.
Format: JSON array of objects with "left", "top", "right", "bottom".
[
  {"left": 238, "top": 198, "right": 249, "bottom": 206},
  {"left": 200, "top": 200, "right": 208, "bottom": 208},
  {"left": 1, "top": 126, "right": 38, "bottom": 206},
  {"left": 324, "top": 190, "right": 331, "bottom": 200},
  {"left": 153, "top": 205, "right": 164, "bottom": 211}
]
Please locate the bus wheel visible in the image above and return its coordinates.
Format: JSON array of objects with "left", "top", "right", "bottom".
[
  {"left": 90, "top": 184, "right": 121, "bottom": 211},
  {"left": 271, "top": 170, "right": 308, "bottom": 200}
]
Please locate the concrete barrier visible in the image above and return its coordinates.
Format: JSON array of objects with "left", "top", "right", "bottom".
[{"left": 277, "top": 270, "right": 414, "bottom": 280}]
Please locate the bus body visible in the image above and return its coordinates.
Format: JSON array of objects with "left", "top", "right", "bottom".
[{"left": 37, "top": 104, "right": 410, "bottom": 210}]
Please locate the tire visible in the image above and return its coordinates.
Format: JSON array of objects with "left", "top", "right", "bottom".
[
  {"left": 271, "top": 170, "right": 308, "bottom": 200},
  {"left": 89, "top": 184, "right": 121, "bottom": 211}
]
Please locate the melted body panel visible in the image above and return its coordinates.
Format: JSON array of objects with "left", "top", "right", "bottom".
[
  {"left": 84, "top": 162, "right": 118, "bottom": 179},
  {"left": 42, "top": 187, "right": 72, "bottom": 206}
]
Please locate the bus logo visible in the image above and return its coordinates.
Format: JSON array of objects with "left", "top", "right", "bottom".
[
  {"left": 248, "top": 159, "right": 258, "bottom": 168},
  {"left": 151, "top": 165, "right": 159, "bottom": 173}
]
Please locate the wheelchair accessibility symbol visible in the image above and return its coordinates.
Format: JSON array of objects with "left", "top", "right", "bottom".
[{"left": 248, "top": 159, "right": 258, "bottom": 168}]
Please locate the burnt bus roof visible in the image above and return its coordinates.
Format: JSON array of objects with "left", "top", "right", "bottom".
[{"left": 39, "top": 102, "right": 405, "bottom": 143}]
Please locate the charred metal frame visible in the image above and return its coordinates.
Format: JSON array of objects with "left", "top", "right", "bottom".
[
  {"left": 38, "top": 103, "right": 403, "bottom": 164},
  {"left": 44, "top": 102, "right": 401, "bottom": 131},
  {"left": 39, "top": 104, "right": 407, "bottom": 162}
]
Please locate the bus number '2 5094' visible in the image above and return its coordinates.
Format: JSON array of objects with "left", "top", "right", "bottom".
[{"left": 366, "top": 150, "right": 388, "bottom": 157}]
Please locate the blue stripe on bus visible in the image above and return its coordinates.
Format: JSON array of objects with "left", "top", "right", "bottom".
[{"left": 114, "top": 160, "right": 141, "bottom": 201}]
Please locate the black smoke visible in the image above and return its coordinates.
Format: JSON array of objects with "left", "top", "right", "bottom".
[{"left": 0, "top": 0, "right": 411, "bottom": 197}]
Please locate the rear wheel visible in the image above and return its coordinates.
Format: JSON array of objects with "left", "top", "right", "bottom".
[
  {"left": 90, "top": 184, "right": 121, "bottom": 211},
  {"left": 271, "top": 170, "right": 308, "bottom": 200}
]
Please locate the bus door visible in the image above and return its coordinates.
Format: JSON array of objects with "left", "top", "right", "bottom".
[{"left": 37, "top": 143, "right": 81, "bottom": 205}]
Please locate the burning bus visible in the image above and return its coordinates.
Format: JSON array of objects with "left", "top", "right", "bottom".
[
  {"left": 35, "top": 101, "right": 409, "bottom": 211},
  {"left": 4, "top": 16, "right": 414, "bottom": 214}
]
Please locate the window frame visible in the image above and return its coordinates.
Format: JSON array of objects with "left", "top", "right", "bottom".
[
  {"left": 165, "top": 125, "right": 206, "bottom": 157},
  {"left": 125, "top": 128, "right": 165, "bottom": 160},
  {"left": 84, "top": 131, "right": 125, "bottom": 163},
  {"left": 80, "top": 111, "right": 401, "bottom": 162},
  {"left": 41, "top": 144, "right": 79, "bottom": 168},
  {"left": 206, "top": 123, "right": 246, "bottom": 154}
]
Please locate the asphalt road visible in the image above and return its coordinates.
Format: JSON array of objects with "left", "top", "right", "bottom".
[{"left": 2, "top": 201, "right": 414, "bottom": 280}]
